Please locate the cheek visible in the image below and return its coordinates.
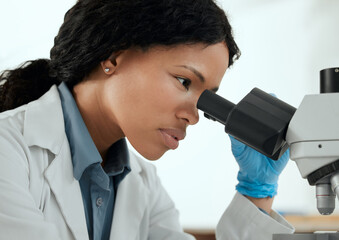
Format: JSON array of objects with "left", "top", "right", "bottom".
[
  {"left": 102, "top": 71, "right": 182, "bottom": 125},
  {"left": 126, "top": 74, "right": 178, "bottom": 119},
  {"left": 100, "top": 73, "right": 182, "bottom": 160},
  {"left": 118, "top": 95, "right": 168, "bottom": 160}
]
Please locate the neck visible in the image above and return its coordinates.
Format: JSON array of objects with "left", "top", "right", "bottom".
[{"left": 72, "top": 79, "right": 124, "bottom": 159}]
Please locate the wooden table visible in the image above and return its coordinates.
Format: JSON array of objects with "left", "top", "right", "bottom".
[{"left": 284, "top": 215, "right": 339, "bottom": 233}]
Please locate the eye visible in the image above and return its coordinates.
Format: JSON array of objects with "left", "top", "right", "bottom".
[{"left": 176, "top": 77, "right": 191, "bottom": 91}]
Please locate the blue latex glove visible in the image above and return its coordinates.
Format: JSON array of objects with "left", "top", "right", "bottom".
[{"left": 229, "top": 135, "right": 290, "bottom": 198}]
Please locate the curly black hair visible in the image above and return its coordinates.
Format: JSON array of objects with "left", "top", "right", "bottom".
[{"left": 0, "top": 0, "right": 240, "bottom": 112}]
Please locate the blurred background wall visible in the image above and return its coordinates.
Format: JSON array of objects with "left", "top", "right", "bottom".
[{"left": 1, "top": 0, "right": 339, "bottom": 230}]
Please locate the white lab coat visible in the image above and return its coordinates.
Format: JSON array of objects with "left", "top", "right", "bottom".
[{"left": 0, "top": 85, "right": 294, "bottom": 240}]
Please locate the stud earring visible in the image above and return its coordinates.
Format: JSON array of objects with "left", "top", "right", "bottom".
[{"left": 104, "top": 68, "right": 110, "bottom": 73}]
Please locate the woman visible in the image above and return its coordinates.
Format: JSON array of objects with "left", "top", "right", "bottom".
[{"left": 0, "top": 0, "right": 293, "bottom": 239}]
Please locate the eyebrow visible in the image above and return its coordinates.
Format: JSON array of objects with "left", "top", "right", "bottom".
[
  {"left": 176, "top": 65, "right": 205, "bottom": 83},
  {"left": 175, "top": 65, "right": 219, "bottom": 93}
]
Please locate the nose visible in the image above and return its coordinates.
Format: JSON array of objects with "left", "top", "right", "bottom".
[{"left": 176, "top": 99, "right": 200, "bottom": 126}]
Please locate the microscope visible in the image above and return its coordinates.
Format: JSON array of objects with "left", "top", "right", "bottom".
[{"left": 197, "top": 68, "right": 339, "bottom": 240}]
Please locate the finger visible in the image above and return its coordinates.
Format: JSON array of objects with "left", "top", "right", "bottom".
[
  {"left": 228, "top": 135, "right": 246, "bottom": 153},
  {"left": 271, "top": 148, "right": 290, "bottom": 170}
]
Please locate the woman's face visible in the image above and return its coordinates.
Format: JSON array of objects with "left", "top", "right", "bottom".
[{"left": 97, "top": 42, "right": 229, "bottom": 160}]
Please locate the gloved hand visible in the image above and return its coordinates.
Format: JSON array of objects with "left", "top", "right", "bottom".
[{"left": 229, "top": 135, "right": 290, "bottom": 198}]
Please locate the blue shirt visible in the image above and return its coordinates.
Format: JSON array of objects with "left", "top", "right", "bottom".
[{"left": 58, "top": 82, "right": 131, "bottom": 240}]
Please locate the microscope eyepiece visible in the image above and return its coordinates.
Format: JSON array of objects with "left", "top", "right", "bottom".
[
  {"left": 197, "top": 88, "right": 296, "bottom": 160},
  {"left": 197, "top": 90, "right": 235, "bottom": 125}
]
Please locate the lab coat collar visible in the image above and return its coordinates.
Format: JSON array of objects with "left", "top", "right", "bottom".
[{"left": 23, "top": 85, "right": 65, "bottom": 155}]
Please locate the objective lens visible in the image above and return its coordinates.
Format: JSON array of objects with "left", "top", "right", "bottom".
[{"left": 316, "top": 183, "right": 335, "bottom": 215}]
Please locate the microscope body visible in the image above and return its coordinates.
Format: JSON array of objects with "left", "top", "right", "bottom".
[{"left": 286, "top": 92, "right": 339, "bottom": 215}]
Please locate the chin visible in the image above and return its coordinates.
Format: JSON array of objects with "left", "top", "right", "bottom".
[
  {"left": 136, "top": 147, "right": 167, "bottom": 161},
  {"left": 127, "top": 137, "right": 169, "bottom": 161}
]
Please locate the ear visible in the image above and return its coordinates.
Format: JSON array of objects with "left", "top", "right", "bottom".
[{"left": 100, "top": 51, "right": 123, "bottom": 75}]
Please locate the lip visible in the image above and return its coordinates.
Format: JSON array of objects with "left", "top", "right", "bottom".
[{"left": 159, "top": 128, "right": 186, "bottom": 150}]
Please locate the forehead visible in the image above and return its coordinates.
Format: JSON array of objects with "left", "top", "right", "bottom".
[{"left": 137, "top": 42, "right": 229, "bottom": 83}]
